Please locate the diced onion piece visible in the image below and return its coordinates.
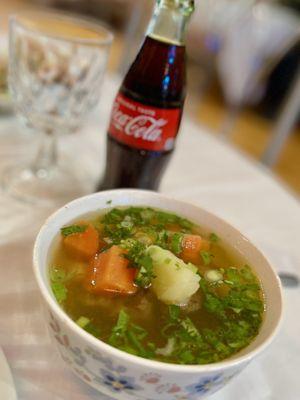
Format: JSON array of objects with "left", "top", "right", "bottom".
[
  {"left": 204, "top": 269, "right": 223, "bottom": 282},
  {"left": 156, "top": 338, "right": 176, "bottom": 356}
]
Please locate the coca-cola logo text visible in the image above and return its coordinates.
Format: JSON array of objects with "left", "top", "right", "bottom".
[
  {"left": 108, "top": 93, "right": 181, "bottom": 151},
  {"left": 112, "top": 102, "right": 168, "bottom": 143}
]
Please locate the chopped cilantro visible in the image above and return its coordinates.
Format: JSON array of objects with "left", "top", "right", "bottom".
[
  {"left": 76, "top": 317, "right": 100, "bottom": 338},
  {"left": 120, "top": 239, "right": 155, "bottom": 288},
  {"left": 51, "top": 281, "right": 67, "bottom": 304},
  {"left": 200, "top": 251, "right": 213, "bottom": 265},
  {"left": 225, "top": 267, "right": 241, "bottom": 285},
  {"left": 85, "top": 323, "right": 101, "bottom": 338},
  {"left": 240, "top": 265, "right": 256, "bottom": 281},
  {"left": 49, "top": 268, "right": 67, "bottom": 282},
  {"left": 49, "top": 266, "right": 82, "bottom": 305},
  {"left": 135, "top": 255, "right": 155, "bottom": 288},
  {"left": 155, "top": 211, "right": 193, "bottom": 231},
  {"left": 58, "top": 206, "right": 264, "bottom": 366},
  {"left": 156, "top": 230, "right": 170, "bottom": 248},
  {"left": 179, "top": 218, "right": 193, "bottom": 230},
  {"left": 76, "top": 316, "right": 90, "bottom": 328},
  {"left": 112, "top": 309, "right": 129, "bottom": 337},
  {"left": 140, "top": 209, "right": 154, "bottom": 221},
  {"left": 61, "top": 224, "right": 87, "bottom": 236},
  {"left": 101, "top": 207, "right": 194, "bottom": 258},
  {"left": 106, "top": 199, "right": 112, "bottom": 205},
  {"left": 180, "top": 318, "right": 201, "bottom": 339},
  {"left": 169, "top": 305, "right": 180, "bottom": 321},
  {"left": 171, "top": 233, "right": 183, "bottom": 255},
  {"left": 161, "top": 269, "right": 264, "bottom": 364},
  {"left": 209, "top": 232, "right": 220, "bottom": 243},
  {"left": 103, "top": 261, "right": 263, "bottom": 364},
  {"left": 109, "top": 310, "right": 155, "bottom": 359},
  {"left": 49, "top": 267, "right": 69, "bottom": 304}
]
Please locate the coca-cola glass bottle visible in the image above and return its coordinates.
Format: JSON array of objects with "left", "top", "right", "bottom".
[{"left": 98, "top": 0, "right": 195, "bottom": 191}]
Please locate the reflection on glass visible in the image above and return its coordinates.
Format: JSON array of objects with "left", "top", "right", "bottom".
[{"left": 3, "top": 11, "right": 113, "bottom": 205}]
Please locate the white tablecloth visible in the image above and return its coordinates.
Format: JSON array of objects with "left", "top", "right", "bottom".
[{"left": 0, "top": 76, "right": 299, "bottom": 400}]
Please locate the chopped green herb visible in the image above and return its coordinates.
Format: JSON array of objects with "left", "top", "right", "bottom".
[
  {"left": 225, "top": 267, "right": 241, "bottom": 284},
  {"left": 140, "top": 209, "right": 154, "bottom": 221},
  {"left": 84, "top": 323, "right": 101, "bottom": 338},
  {"left": 120, "top": 239, "right": 155, "bottom": 288},
  {"left": 61, "top": 224, "right": 87, "bottom": 237},
  {"left": 51, "top": 282, "right": 67, "bottom": 304},
  {"left": 168, "top": 305, "right": 180, "bottom": 321},
  {"left": 135, "top": 254, "right": 155, "bottom": 288},
  {"left": 101, "top": 207, "right": 194, "bottom": 252},
  {"left": 153, "top": 265, "right": 264, "bottom": 364},
  {"left": 180, "top": 318, "right": 201, "bottom": 338},
  {"left": 209, "top": 233, "right": 220, "bottom": 243},
  {"left": 109, "top": 310, "right": 154, "bottom": 359},
  {"left": 76, "top": 317, "right": 101, "bottom": 338},
  {"left": 240, "top": 265, "right": 256, "bottom": 281},
  {"left": 49, "top": 267, "right": 69, "bottom": 304},
  {"left": 179, "top": 350, "right": 195, "bottom": 364},
  {"left": 112, "top": 309, "right": 129, "bottom": 336},
  {"left": 200, "top": 251, "right": 213, "bottom": 265},
  {"left": 49, "top": 267, "right": 67, "bottom": 282},
  {"left": 52, "top": 205, "right": 264, "bottom": 366},
  {"left": 76, "top": 316, "right": 90, "bottom": 328},
  {"left": 171, "top": 233, "right": 183, "bottom": 255},
  {"left": 156, "top": 230, "right": 170, "bottom": 248}
]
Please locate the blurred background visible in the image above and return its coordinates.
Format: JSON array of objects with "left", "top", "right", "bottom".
[{"left": 1, "top": 0, "right": 299, "bottom": 193}]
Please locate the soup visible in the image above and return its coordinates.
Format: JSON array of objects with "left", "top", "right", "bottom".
[{"left": 49, "top": 206, "right": 265, "bottom": 365}]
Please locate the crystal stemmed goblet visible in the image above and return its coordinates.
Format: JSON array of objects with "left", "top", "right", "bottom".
[{"left": 3, "top": 11, "right": 113, "bottom": 205}]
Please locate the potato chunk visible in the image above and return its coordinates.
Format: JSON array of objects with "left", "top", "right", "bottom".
[{"left": 147, "top": 245, "right": 200, "bottom": 305}]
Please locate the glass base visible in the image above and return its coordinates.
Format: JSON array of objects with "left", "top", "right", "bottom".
[{"left": 2, "top": 164, "right": 90, "bottom": 207}]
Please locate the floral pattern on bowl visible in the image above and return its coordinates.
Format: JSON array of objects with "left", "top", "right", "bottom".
[{"left": 48, "top": 310, "right": 240, "bottom": 399}]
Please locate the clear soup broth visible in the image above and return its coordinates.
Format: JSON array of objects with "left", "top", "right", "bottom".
[{"left": 49, "top": 206, "right": 265, "bottom": 365}]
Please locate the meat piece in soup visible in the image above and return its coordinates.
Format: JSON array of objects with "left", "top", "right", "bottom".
[{"left": 49, "top": 206, "right": 265, "bottom": 365}]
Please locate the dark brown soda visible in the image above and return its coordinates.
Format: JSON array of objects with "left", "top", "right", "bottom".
[{"left": 98, "top": 36, "right": 186, "bottom": 191}]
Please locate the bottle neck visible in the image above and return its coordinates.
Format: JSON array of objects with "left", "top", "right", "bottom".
[{"left": 147, "top": 1, "right": 192, "bottom": 46}]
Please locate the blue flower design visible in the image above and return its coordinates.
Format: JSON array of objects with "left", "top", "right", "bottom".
[
  {"left": 70, "top": 346, "right": 86, "bottom": 367},
  {"left": 185, "top": 374, "right": 224, "bottom": 395},
  {"left": 98, "top": 369, "right": 142, "bottom": 393}
]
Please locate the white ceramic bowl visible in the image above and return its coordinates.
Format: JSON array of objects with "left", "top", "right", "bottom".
[{"left": 33, "top": 190, "right": 282, "bottom": 400}]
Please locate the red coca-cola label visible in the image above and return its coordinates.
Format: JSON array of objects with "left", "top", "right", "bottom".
[{"left": 108, "top": 93, "right": 181, "bottom": 151}]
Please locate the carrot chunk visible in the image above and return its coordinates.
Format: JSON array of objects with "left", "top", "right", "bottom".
[
  {"left": 180, "top": 234, "right": 210, "bottom": 264},
  {"left": 85, "top": 245, "right": 137, "bottom": 295},
  {"left": 63, "top": 223, "right": 100, "bottom": 260}
]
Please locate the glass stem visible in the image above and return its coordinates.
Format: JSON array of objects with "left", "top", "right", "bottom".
[{"left": 32, "top": 129, "right": 57, "bottom": 174}]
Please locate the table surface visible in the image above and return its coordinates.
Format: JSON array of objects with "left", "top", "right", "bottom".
[{"left": 0, "top": 76, "right": 300, "bottom": 400}]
